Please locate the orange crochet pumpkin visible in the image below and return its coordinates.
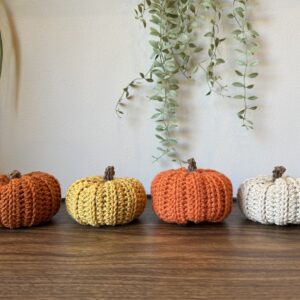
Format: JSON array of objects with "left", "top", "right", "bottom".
[
  {"left": 0, "top": 170, "right": 61, "bottom": 229},
  {"left": 151, "top": 158, "right": 233, "bottom": 224}
]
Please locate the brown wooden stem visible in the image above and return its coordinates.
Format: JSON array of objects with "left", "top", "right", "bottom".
[
  {"left": 104, "top": 166, "right": 115, "bottom": 181},
  {"left": 9, "top": 170, "right": 22, "bottom": 180},
  {"left": 187, "top": 158, "right": 197, "bottom": 172},
  {"left": 272, "top": 166, "right": 286, "bottom": 181}
]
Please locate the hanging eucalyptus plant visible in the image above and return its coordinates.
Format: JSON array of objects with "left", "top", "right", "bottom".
[{"left": 116, "top": 0, "right": 259, "bottom": 162}]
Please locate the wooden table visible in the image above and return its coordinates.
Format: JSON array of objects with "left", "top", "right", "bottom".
[{"left": 0, "top": 200, "right": 300, "bottom": 299}]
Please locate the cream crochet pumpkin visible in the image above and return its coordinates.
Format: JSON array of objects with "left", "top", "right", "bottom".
[{"left": 238, "top": 166, "right": 300, "bottom": 225}]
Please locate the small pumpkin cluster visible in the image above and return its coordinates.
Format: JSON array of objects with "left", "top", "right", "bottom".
[
  {"left": 0, "top": 161, "right": 299, "bottom": 229},
  {"left": 65, "top": 158, "right": 233, "bottom": 227}
]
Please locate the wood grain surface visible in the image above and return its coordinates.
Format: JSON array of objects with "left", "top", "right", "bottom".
[{"left": 0, "top": 200, "right": 300, "bottom": 300}]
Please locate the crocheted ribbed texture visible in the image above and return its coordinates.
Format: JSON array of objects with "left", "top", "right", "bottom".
[
  {"left": 66, "top": 167, "right": 147, "bottom": 226},
  {"left": 151, "top": 159, "right": 233, "bottom": 224},
  {"left": 0, "top": 171, "right": 61, "bottom": 229},
  {"left": 238, "top": 166, "right": 300, "bottom": 225}
]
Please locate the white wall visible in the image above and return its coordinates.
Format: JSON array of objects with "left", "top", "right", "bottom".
[{"left": 0, "top": 0, "right": 300, "bottom": 196}]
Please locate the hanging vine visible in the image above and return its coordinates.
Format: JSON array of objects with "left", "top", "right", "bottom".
[
  {"left": 116, "top": 0, "right": 260, "bottom": 162},
  {"left": 116, "top": 0, "right": 205, "bottom": 162},
  {"left": 228, "top": 0, "right": 259, "bottom": 129},
  {"left": 199, "top": 0, "right": 228, "bottom": 97}
]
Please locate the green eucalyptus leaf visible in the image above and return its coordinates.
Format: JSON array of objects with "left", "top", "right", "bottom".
[
  {"left": 248, "top": 96, "right": 258, "bottom": 100},
  {"left": 249, "top": 106, "right": 258, "bottom": 110},
  {"left": 234, "top": 95, "right": 245, "bottom": 99},
  {"left": 248, "top": 73, "right": 258, "bottom": 78},
  {"left": 235, "top": 70, "right": 243, "bottom": 76},
  {"left": 233, "top": 82, "right": 244, "bottom": 88}
]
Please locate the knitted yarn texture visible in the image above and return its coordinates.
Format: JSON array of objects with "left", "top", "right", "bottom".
[
  {"left": 66, "top": 166, "right": 147, "bottom": 226},
  {"left": 0, "top": 171, "right": 61, "bottom": 229},
  {"left": 238, "top": 166, "right": 300, "bottom": 225},
  {"left": 151, "top": 158, "right": 233, "bottom": 224}
]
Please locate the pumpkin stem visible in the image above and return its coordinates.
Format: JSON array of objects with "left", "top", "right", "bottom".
[
  {"left": 187, "top": 158, "right": 197, "bottom": 172},
  {"left": 104, "top": 166, "right": 115, "bottom": 181},
  {"left": 9, "top": 170, "right": 22, "bottom": 180},
  {"left": 272, "top": 166, "right": 286, "bottom": 181}
]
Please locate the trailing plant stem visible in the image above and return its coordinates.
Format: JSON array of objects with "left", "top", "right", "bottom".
[{"left": 230, "top": 0, "right": 259, "bottom": 129}]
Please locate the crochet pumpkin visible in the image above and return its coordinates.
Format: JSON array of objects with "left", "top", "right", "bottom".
[
  {"left": 0, "top": 170, "right": 61, "bottom": 229},
  {"left": 238, "top": 166, "right": 300, "bottom": 225},
  {"left": 66, "top": 166, "right": 147, "bottom": 226},
  {"left": 151, "top": 158, "right": 233, "bottom": 224}
]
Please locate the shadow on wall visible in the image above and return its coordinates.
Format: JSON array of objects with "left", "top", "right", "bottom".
[{"left": 0, "top": 0, "right": 20, "bottom": 111}]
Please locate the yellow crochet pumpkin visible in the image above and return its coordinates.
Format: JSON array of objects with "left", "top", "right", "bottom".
[{"left": 66, "top": 166, "right": 147, "bottom": 226}]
